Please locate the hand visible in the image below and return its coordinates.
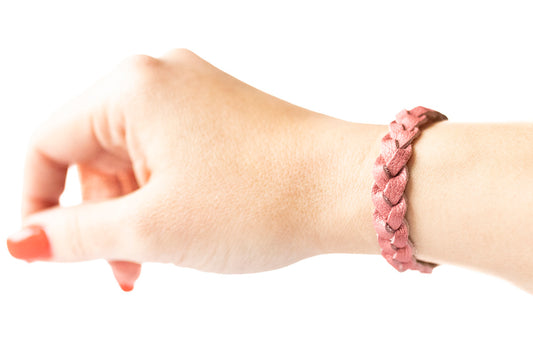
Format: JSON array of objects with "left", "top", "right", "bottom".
[{"left": 8, "top": 49, "right": 348, "bottom": 291}]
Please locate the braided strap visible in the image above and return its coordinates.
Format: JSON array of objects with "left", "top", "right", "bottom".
[{"left": 371, "top": 106, "right": 448, "bottom": 273}]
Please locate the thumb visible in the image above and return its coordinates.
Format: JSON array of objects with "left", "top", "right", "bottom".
[{"left": 7, "top": 194, "right": 142, "bottom": 263}]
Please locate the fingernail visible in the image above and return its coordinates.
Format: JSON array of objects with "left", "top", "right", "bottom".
[
  {"left": 7, "top": 225, "right": 52, "bottom": 261},
  {"left": 119, "top": 283, "right": 134, "bottom": 292}
]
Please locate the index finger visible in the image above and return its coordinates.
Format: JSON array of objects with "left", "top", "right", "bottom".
[{"left": 21, "top": 87, "right": 107, "bottom": 219}]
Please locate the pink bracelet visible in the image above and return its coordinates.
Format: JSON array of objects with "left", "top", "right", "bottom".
[{"left": 371, "top": 106, "right": 448, "bottom": 273}]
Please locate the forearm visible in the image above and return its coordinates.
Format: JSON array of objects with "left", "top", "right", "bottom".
[
  {"left": 300, "top": 113, "right": 533, "bottom": 291},
  {"left": 406, "top": 121, "right": 533, "bottom": 288}
]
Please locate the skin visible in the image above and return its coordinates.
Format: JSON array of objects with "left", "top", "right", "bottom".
[{"left": 15, "top": 49, "right": 533, "bottom": 294}]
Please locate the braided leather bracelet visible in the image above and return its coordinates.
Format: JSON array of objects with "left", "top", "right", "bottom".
[{"left": 371, "top": 106, "right": 448, "bottom": 273}]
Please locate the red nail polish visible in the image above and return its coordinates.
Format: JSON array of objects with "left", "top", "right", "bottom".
[
  {"left": 7, "top": 225, "right": 52, "bottom": 261},
  {"left": 109, "top": 260, "right": 141, "bottom": 292},
  {"left": 119, "top": 283, "right": 134, "bottom": 292}
]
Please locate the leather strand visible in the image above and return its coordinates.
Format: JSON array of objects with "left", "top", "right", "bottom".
[{"left": 371, "top": 106, "right": 448, "bottom": 273}]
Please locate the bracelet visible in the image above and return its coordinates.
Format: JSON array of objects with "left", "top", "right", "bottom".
[{"left": 371, "top": 106, "right": 448, "bottom": 273}]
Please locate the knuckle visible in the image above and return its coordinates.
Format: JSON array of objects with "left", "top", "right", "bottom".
[
  {"left": 67, "top": 211, "right": 88, "bottom": 260},
  {"left": 120, "top": 54, "right": 161, "bottom": 72},
  {"left": 27, "top": 122, "right": 48, "bottom": 151},
  {"left": 69, "top": 206, "right": 120, "bottom": 261},
  {"left": 117, "top": 54, "right": 161, "bottom": 88},
  {"left": 161, "top": 48, "right": 199, "bottom": 64}
]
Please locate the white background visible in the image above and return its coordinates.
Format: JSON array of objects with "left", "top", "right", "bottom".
[{"left": 1, "top": 0, "right": 532, "bottom": 354}]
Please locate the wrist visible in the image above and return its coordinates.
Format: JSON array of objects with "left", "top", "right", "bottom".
[{"left": 293, "top": 113, "right": 386, "bottom": 257}]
